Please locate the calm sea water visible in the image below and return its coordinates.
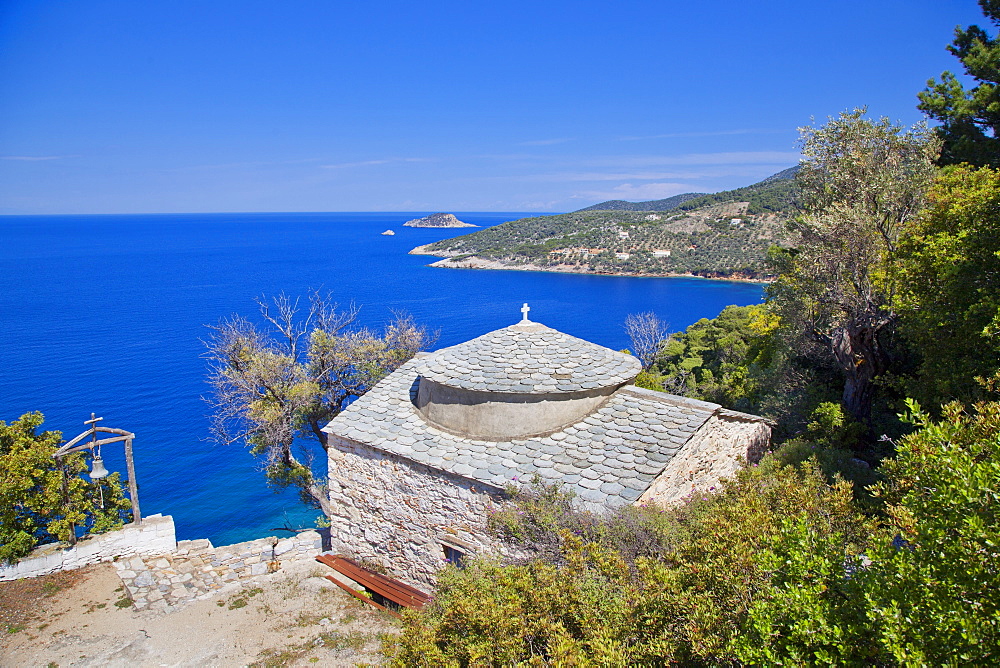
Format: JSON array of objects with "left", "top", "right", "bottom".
[{"left": 0, "top": 213, "right": 764, "bottom": 545}]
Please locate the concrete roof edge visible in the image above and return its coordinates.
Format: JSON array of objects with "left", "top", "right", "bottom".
[
  {"left": 717, "top": 407, "right": 776, "bottom": 425},
  {"left": 618, "top": 385, "right": 721, "bottom": 413}
]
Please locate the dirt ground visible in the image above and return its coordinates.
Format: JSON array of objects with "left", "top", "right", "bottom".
[{"left": 0, "top": 559, "right": 399, "bottom": 667}]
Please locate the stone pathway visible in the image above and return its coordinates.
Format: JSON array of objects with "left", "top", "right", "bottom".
[{"left": 114, "top": 531, "right": 322, "bottom": 612}]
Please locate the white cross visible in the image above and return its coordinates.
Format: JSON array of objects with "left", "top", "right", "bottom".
[{"left": 520, "top": 303, "right": 530, "bottom": 322}]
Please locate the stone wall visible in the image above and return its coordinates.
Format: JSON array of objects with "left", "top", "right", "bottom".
[
  {"left": 116, "top": 531, "right": 323, "bottom": 612},
  {"left": 327, "top": 436, "right": 506, "bottom": 590},
  {"left": 0, "top": 514, "right": 177, "bottom": 581},
  {"left": 639, "top": 409, "right": 771, "bottom": 505}
]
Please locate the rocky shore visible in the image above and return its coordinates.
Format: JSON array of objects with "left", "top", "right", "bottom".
[{"left": 409, "top": 245, "right": 770, "bottom": 283}]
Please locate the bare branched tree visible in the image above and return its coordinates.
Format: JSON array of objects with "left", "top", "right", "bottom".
[
  {"left": 204, "top": 291, "right": 435, "bottom": 515},
  {"left": 624, "top": 312, "right": 670, "bottom": 370}
]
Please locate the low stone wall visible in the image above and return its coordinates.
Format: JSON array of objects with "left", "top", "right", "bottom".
[
  {"left": 327, "top": 437, "right": 505, "bottom": 590},
  {"left": 0, "top": 514, "right": 177, "bottom": 581},
  {"left": 639, "top": 409, "right": 771, "bottom": 505},
  {"left": 116, "top": 530, "right": 323, "bottom": 611}
]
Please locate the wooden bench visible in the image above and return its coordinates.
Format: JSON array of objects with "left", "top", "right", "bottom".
[{"left": 315, "top": 554, "right": 430, "bottom": 618}]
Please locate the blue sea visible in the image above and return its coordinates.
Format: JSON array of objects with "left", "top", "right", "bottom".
[{"left": 0, "top": 213, "right": 764, "bottom": 546}]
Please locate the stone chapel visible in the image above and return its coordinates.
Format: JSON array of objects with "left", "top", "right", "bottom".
[{"left": 323, "top": 307, "right": 771, "bottom": 588}]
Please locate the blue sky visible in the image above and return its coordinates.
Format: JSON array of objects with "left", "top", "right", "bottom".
[{"left": 0, "top": 0, "right": 989, "bottom": 214}]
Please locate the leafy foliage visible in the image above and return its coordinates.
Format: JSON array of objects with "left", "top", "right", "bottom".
[
  {"left": 769, "top": 402, "right": 882, "bottom": 507},
  {"left": 768, "top": 109, "right": 940, "bottom": 433},
  {"left": 918, "top": 0, "right": 1000, "bottom": 167},
  {"left": 898, "top": 164, "right": 1000, "bottom": 407},
  {"left": 488, "top": 478, "right": 687, "bottom": 570},
  {"left": 385, "top": 541, "right": 639, "bottom": 667},
  {"left": 648, "top": 304, "right": 788, "bottom": 414},
  {"left": 387, "top": 459, "right": 881, "bottom": 665},
  {"left": 865, "top": 398, "right": 1000, "bottom": 664},
  {"left": 0, "top": 412, "right": 131, "bottom": 564}
]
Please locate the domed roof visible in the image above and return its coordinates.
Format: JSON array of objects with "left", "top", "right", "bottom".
[{"left": 417, "top": 320, "right": 642, "bottom": 394}]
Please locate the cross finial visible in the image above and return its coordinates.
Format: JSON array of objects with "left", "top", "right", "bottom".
[
  {"left": 84, "top": 413, "right": 104, "bottom": 426},
  {"left": 520, "top": 303, "right": 530, "bottom": 322}
]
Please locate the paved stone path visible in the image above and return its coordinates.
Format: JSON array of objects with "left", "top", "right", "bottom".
[{"left": 114, "top": 532, "right": 322, "bottom": 612}]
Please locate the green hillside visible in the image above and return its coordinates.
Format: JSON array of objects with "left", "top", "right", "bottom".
[
  {"left": 575, "top": 191, "right": 708, "bottom": 212},
  {"left": 414, "top": 168, "right": 801, "bottom": 280},
  {"left": 574, "top": 166, "right": 799, "bottom": 214},
  {"left": 669, "top": 165, "right": 800, "bottom": 215}
]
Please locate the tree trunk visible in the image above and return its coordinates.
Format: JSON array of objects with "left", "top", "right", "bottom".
[
  {"left": 309, "top": 419, "right": 330, "bottom": 450},
  {"left": 275, "top": 444, "right": 332, "bottom": 516},
  {"left": 841, "top": 369, "right": 878, "bottom": 430},
  {"left": 308, "top": 480, "right": 333, "bottom": 517},
  {"left": 829, "top": 316, "right": 892, "bottom": 433}
]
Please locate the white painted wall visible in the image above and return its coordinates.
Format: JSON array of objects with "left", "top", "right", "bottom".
[{"left": 0, "top": 514, "right": 176, "bottom": 581}]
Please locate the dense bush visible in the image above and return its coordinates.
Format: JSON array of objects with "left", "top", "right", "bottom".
[
  {"left": 385, "top": 399, "right": 1000, "bottom": 665},
  {"left": 650, "top": 304, "right": 783, "bottom": 412},
  {"left": 898, "top": 164, "right": 1000, "bottom": 408},
  {"left": 864, "top": 399, "right": 1000, "bottom": 663},
  {"left": 386, "top": 458, "right": 881, "bottom": 665}
]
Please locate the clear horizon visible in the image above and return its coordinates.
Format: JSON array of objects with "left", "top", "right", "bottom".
[{"left": 0, "top": 0, "right": 987, "bottom": 215}]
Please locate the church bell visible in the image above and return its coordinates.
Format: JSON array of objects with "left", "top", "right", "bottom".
[{"left": 89, "top": 454, "right": 110, "bottom": 480}]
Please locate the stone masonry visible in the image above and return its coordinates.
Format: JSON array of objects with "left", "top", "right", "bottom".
[
  {"left": 327, "top": 439, "right": 503, "bottom": 589},
  {"left": 330, "top": 368, "right": 748, "bottom": 510},
  {"left": 115, "top": 530, "right": 322, "bottom": 612},
  {"left": 639, "top": 408, "right": 772, "bottom": 504}
]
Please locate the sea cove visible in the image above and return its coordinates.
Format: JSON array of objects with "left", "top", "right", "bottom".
[{"left": 0, "top": 212, "right": 764, "bottom": 546}]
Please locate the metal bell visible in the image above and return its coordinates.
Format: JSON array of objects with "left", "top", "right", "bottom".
[{"left": 89, "top": 455, "right": 110, "bottom": 480}]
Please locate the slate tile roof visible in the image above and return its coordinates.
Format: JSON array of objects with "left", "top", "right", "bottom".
[
  {"left": 417, "top": 321, "right": 642, "bottom": 394},
  {"left": 324, "top": 357, "right": 722, "bottom": 509}
]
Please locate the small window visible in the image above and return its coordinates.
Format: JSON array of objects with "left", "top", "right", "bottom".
[{"left": 442, "top": 544, "right": 468, "bottom": 568}]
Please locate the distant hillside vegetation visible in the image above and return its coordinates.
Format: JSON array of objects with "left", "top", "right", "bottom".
[
  {"left": 576, "top": 192, "right": 708, "bottom": 212},
  {"left": 668, "top": 165, "right": 800, "bottom": 216},
  {"left": 411, "top": 168, "right": 802, "bottom": 280},
  {"left": 576, "top": 165, "right": 800, "bottom": 215}
]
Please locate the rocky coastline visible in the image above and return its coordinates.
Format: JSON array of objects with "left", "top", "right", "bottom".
[{"left": 409, "top": 245, "right": 770, "bottom": 283}]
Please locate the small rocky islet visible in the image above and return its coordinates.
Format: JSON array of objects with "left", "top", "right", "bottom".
[{"left": 403, "top": 212, "right": 477, "bottom": 228}]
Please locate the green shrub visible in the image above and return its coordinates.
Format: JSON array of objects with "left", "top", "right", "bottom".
[
  {"left": 864, "top": 399, "right": 1000, "bottom": 664},
  {"left": 388, "top": 460, "right": 879, "bottom": 665},
  {"left": 770, "top": 402, "right": 882, "bottom": 508},
  {"left": 387, "top": 399, "right": 1000, "bottom": 665}
]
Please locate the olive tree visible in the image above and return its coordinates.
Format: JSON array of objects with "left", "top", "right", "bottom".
[
  {"left": 768, "top": 109, "right": 940, "bottom": 434},
  {"left": 204, "top": 292, "right": 433, "bottom": 515}
]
